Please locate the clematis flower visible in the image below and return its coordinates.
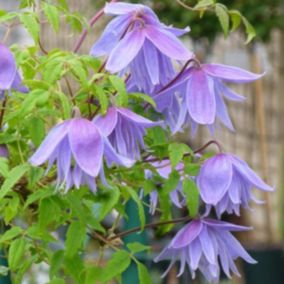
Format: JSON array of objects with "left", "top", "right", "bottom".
[
  {"left": 0, "top": 43, "right": 28, "bottom": 99},
  {"left": 154, "top": 62, "right": 264, "bottom": 134},
  {"left": 155, "top": 218, "right": 256, "bottom": 283},
  {"left": 197, "top": 153, "right": 273, "bottom": 217},
  {"left": 90, "top": 2, "right": 191, "bottom": 93},
  {"left": 144, "top": 159, "right": 185, "bottom": 214},
  {"left": 93, "top": 106, "right": 161, "bottom": 160},
  {"left": 29, "top": 118, "right": 133, "bottom": 193}
]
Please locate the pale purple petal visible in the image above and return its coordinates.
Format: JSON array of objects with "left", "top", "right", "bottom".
[
  {"left": 215, "top": 92, "right": 234, "bottom": 130},
  {"left": 186, "top": 70, "right": 216, "bottom": 124},
  {"left": 202, "top": 219, "right": 252, "bottom": 232},
  {"left": 104, "top": 2, "right": 145, "bottom": 15},
  {"left": 106, "top": 29, "right": 146, "bottom": 73},
  {"left": 145, "top": 25, "right": 192, "bottom": 61},
  {"left": 0, "top": 44, "right": 17, "bottom": 90},
  {"left": 198, "top": 226, "right": 216, "bottom": 264},
  {"left": 68, "top": 119, "right": 103, "bottom": 177},
  {"left": 203, "top": 63, "right": 264, "bottom": 83},
  {"left": 29, "top": 121, "right": 70, "bottom": 166},
  {"left": 93, "top": 107, "right": 118, "bottom": 137},
  {"left": 198, "top": 154, "right": 233, "bottom": 205},
  {"left": 11, "top": 71, "right": 29, "bottom": 93},
  {"left": 143, "top": 40, "right": 159, "bottom": 85}
]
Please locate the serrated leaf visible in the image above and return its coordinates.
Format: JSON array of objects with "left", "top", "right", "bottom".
[
  {"left": 109, "top": 75, "right": 128, "bottom": 107},
  {"left": 43, "top": 4, "right": 60, "bottom": 32},
  {"left": 0, "top": 227, "right": 23, "bottom": 243},
  {"left": 215, "top": 4, "right": 229, "bottom": 37},
  {"left": 8, "top": 238, "right": 26, "bottom": 271},
  {"left": 127, "top": 242, "right": 150, "bottom": 254},
  {"left": 28, "top": 117, "right": 45, "bottom": 147},
  {"left": 20, "top": 13, "right": 39, "bottom": 42},
  {"left": 242, "top": 17, "right": 256, "bottom": 44},
  {"left": 101, "top": 250, "right": 131, "bottom": 282},
  {"left": 65, "top": 221, "right": 86, "bottom": 258},
  {"left": 183, "top": 179, "right": 199, "bottom": 217},
  {"left": 124, "top": 187, "right": 145, "bottom": 230},
  {"left": 57, "top": 91, "right": 71, "bottom": 119},
  {"left": 194, "top": 0, "right": 214, "bottom": 9},
  {"left": 137, "top": 262, "right": 151, "bottom": 284},
  {"left": 0, "top": 164, "right": 29, "bottom": 201},
  {"left": 39, "top": 198, "right": 61, "bottom": 229},
  {"left": 93, "top": 85, "right": 108, "bottom": 114},
  {"left": 168, "top": 143, "right": 192, "bottom": 168}
]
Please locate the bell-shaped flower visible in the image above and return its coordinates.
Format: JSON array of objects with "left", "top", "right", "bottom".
[
  {"left": 0, "top": 43, "right": 28, "bottom": 99},
  {"left": 197, "top": 153, "right": 273, "bottom": 217},
  {"left": 144, "top": 159, "right": 185, "bottom": 214},
  {"left": 0, "top": 144, "right": 8, "bottom": 158},
  {"left": 155, "top": 218, "right": 256, "bottom": 283},
  {"left": 154, "top": 62, "right": 264, "bottom": 135},
  {"left": 29, "top": 118, "right": 133, "bottom": 193},
  {"left": 93, "top": 106, "right": 161, "bottom": 160},
  {"left": 90, "top": 2, "right": 191, "bottom": 93}
]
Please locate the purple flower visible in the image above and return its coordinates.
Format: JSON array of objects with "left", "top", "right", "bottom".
[
  {"left": 90, "top": 2, "right": 191, "bottom": 93},
  {"left": 29, "top": 118, "right": 133, "bottom": 192},
  {"left": 0, "top": 144, "right": 9, "bottom": 158},
  {"left": 154, "top": 62, "right": 263, "bottom": 134},
  {"left": 93, "top": 106, "right": 161, "bottom": 160},
  {"left": 0, "top": 43, "right": 28, "bottom": 99},
  {"left": 155, "top": 218, "right": 256, "bottom": 283},
  {"left": 197, "top": 153, "right": 273, "bottom": 217},
  {"left": 144, "top": 159, "right": 185, "bottom": 214}
]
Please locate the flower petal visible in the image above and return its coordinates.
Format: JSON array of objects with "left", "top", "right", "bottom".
[
  {"left": 215, "top": 92, "right": 234, "bottom": 131},
  {"left": 203, "top": 63, "right": 264, "bottom": 83},
  {"left": 198, "top": 226, "right": 216, "bottom": 264},
  {"left": 11, "top": 71, "right": 29, "bottom": 93},
  {"left": 0, "top": 44, "right": 17, "bottom": 90},
  {"left": 29, "top": 121, "right": 70, "bottom": 166},
  {"left": 69, "top": 119, "right": 103, "bottom": 177},
  {"left": 231, "top": 155, "right": 273, "bottom": 191},
  {"left": 198, "top": 154, "right": 233, "bottom": 205},
  {"left": 90, "top": 14, "right": 131, "bottom": 57},
  {"left": 171, "top": 220, "right": 203, "bottom": 249},
  {"left": 202, "top": 219, "right": 252, "bottom": 232},
  {"left": 104, "top": 2, "right": 145, "bottom": 15},
  {"left": 93, "top": 107, "right": 118, "bottom": 137},
  {"left": 143, "top": 40, "right": 159, "bottom": 85},
  {"left": 186, "top": 70, "right": 216, "bottom": 124},
  {"left": 145, "top": 25, "right": 192, "bottom": 61},
  {"left": 106, "top": 28, "right": 146, "bottom": 73}
]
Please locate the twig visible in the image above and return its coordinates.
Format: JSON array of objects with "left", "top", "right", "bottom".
[{"left": 0, "top": 98, "right": 7, "bottom": 130}]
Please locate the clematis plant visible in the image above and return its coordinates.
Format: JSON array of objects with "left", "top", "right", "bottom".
[{"left": 0, "top": 1, "right": 273, "bottom": 283}]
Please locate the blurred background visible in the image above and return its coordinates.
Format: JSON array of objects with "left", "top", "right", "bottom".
[{"left": 1, "top": 0, "right": 284, "bottom": 283}]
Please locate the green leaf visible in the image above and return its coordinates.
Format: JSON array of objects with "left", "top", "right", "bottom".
[
  {"left": 124, "top": 186, "right": 145, "bottom": 230},
  {"left": 127, "top": 242, "right": 150, "bottom": 254},
  {"left": 242, "top": 17, "right": 256, "bottom": 44},
  {"left": 93, "top": 85, "right": 108, "bottom": 114},
  {"left": 43, "top": 4, "right": 60, "bottom": 32},
  {"left": 8, "top": 238, "right": 26, "bottom": 271},
  {"left": 50, "top": 250, "right": 64, "bottom": 278},
  {"left": 65, "top": 221, "right": 86, "bottom": 258},
  {"left": 48, "top": 279, "right": 65, "bottom": 284},
  {"left": 0, "top": 227, "right": 23, "bottom": 243},
  {"left": 129, "top": 92, "right": 156, "bottom": 108},
  {"left": 64, "top": 254, "right": 85, "bottom": 284},
  {"left": 137, "top": 262, "right": 151, "bottom": 284},
  {"left": 101, "top": 250, "right": 131, "bottom": 282},
  {"left": 0, "top": 157, "right": 9, "bottom": 178},
  {"left": 57, "top": 91, "right": 72, "bottom": 119},
  {"left": 39, "top": 198, "right": 61, "bottom": 229},
  {"left": 183, "top": 179, "right": 199, "bottom": 217},
  {"left": 229, "top": 10, "right": 242, "bottom": 32},
  {"left": 0, "top": 164, "right": 29, "bottom": 201},
  {"left": 20, "top": 13, "right": 39, "bottom": 42},
  {"left": 109, "top": 75, "right": 128, "bottom": 107},
  {"left": 215, "top": 4, "right": 230, "bottom": 37},
  {"left": 194, "top": 0, "right": 214, "bottom": 9},
  {"left": 168, "top": 143, "right": 192, "bottom": 168},
  {"left": 28, "top": 117, "right": 45, "bottom": 147}
]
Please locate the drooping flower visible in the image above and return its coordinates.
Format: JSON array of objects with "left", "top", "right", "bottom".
[
  {"left": 154, "top": 62, "right": 264, "bottom": 134},
  {"left": 90, "top": 2, "right": 191, "bottom": 93},
  {"left": 197, "top": 153, "right": 273, "bottom": 217},
  {"left": 29, "top": 118, "right": 133, "bottom": 193},
  {"left": 0, "top": 43, "right": 28, "bottom": 99},
  {"left": 155, "top": 218, "right": 256, "bottom": 283},
  {"left": 144, "top": 159, "right": 185, "bottom": 214},
  {"left": 93, "top": 106, "right": 161, "bottom": 160}
]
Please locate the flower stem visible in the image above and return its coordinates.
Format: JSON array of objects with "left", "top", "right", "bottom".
[
  {"left": 108, "top": 216, "right": 191, "bottom": 241},
  {"left": 73, "top": 0, "right": 118, "bottom": 53},
  {"left": 0, "top": 98, "right": 7, "bottom": 130}
]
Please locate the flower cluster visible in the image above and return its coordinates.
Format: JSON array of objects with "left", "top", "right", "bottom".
[{"left": 23, "top": 2, "right": 273, "bottom": 282}]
